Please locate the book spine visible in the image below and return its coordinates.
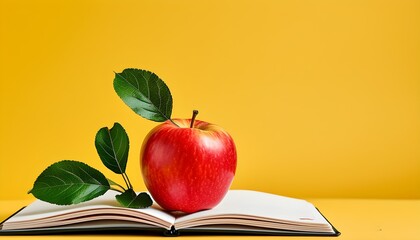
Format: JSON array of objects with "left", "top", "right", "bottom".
[{"left": 163, "top": 226, "right": 180, "bottom": 237}]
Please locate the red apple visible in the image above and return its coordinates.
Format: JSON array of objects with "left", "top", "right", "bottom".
[{"left": 140, "top": 111, "right": 237, "bottom": 213}]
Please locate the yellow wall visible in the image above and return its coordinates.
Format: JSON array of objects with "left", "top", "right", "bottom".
[{"left": 0, "top": 0, "right": 419, "bottom": 200}]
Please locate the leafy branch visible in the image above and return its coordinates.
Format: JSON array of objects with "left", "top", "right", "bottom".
[
  {"left": 29, "top": 123, "right": 152, "bottom": 209},
  {"left": 29, "top": 68, "right": 175, "bottom": 209}
]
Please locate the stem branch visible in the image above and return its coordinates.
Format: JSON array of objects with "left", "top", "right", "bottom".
[
  {"left": 121, "top": 173, "right": 130, "bottom": 189},
  {"left": 111, "top": 181, "right": 126, "bottom": 192},
  {"left": 110, "top": 187, "right": 125, "bottom": 194},
  {"left": 123, "top": 172, "right": 134, "bottom": 189},
  {"left": 169, "top": 119, "right": 180, "bottom": 127}
]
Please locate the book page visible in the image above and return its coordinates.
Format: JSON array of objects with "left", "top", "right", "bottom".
[
  {"left": 174, "top": 190, "right": 331, "bottom": 230},
  {"left": 6, "top": 191, "right": 175, "bottom": 228}
]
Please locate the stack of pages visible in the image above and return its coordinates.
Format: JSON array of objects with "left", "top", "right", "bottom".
[{"left": 0, "top": 190, "right": 340, "bottom": 236}]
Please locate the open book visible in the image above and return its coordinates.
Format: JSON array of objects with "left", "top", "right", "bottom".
[{"left": 0, "top": 190, "right": 340, "bottom": 236}]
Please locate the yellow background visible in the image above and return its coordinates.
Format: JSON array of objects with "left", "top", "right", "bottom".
[{"left": 0, "top": 0, "right": 419, "bottom": 200}]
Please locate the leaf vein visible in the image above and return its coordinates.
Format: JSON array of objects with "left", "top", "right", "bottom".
[{"left": 107, "top": 128, "right": 124, "bottom": 174}]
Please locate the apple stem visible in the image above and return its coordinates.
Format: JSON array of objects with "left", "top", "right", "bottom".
[{"left": 190, "top": 110, "right": 199, "bottom": 128}]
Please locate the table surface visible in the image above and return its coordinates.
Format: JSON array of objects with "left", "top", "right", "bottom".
[{"left": 1, "top": 198, "right": 419, "bottom": 240}]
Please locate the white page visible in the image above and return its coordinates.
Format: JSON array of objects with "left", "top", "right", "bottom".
[
  {"left": 175, "top": 190, "right": 331, "bottom": 228},
  {"left": 7, "top": 191, "right": 175, "bottom": 226}
]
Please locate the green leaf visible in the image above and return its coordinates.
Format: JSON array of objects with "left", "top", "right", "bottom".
[
  {"left": 115, "top": 189, "right": 153, "bottom": 209},
  {"left": 113, "top": 68, "right": 173, "bottom": 122},
  {"left": 29, "top": 160, "right": 110, "bottom": 205},
  {"left": 95, "top": 122, "right": 129, "bottom": 174}
]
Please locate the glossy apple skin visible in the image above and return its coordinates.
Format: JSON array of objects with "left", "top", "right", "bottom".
[{"left": 141, "top": 119, "right": 237, "bottom": 213}]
